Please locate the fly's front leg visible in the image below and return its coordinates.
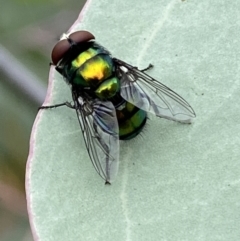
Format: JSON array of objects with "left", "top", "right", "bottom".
[{"left": 39, "top": 101, "right": 75, "bottom": 110}]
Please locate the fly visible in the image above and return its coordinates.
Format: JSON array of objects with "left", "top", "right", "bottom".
[{"left": 40, "top": 31, "right": 196, "bottom": 184}]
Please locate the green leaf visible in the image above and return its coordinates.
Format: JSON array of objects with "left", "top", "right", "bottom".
[{"left": 26, "top": 0, "right": 240, "bottom": 240}]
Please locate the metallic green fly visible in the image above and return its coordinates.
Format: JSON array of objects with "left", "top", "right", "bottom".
[{"left": 40, "top": 31, "right": 196, "bottom": 184}]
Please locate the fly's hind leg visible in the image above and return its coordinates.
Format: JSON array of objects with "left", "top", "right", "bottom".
[
  {"left": 39, "top": 101, "right": 75, "bottom": 110},
  {"left": 140, "top": 64, "right": 154, "bottom": 72}
]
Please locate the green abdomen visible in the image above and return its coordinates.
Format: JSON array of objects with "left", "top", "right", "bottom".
[{"left": 116, "top": 102, "right": 147, "bottom": 140}]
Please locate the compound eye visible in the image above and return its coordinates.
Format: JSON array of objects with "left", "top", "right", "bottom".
[
  {"left": 69, "top": 30, "right": 95, "bottom": 44},
  {"left": 51, "top": 39, "right": 69, "bottom": 65},
  {"left": 51, "top": 31, "right": 95, "bottom": 65}
]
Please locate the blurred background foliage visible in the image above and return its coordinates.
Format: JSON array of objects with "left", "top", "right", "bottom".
[{"left": 0, "top": 0, "right": 85, "bottom": 240}]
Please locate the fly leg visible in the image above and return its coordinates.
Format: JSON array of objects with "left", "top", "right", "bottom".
[
  {"left": 113, "top": 58, "right": 153, "bottom": 72},
  {"left": 140, "top": 64, "right": 154, "bottom": 72},
  {"left": 39, "top": 101, "right": 75, "bottom": 110},
  {"left": 132, "top": 63, "right": 154, "bottom": 72}
]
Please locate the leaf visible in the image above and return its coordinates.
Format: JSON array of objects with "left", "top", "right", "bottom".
[{"left": 26, "top": 0, "right": 240, "bottom": 240}]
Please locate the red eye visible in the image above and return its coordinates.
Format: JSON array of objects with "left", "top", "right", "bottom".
[
  {"left": 51, "top": 39, "right": 69, "bottom": 65},
  {"left": 51, "top": 31, "right": 95, "bottom": 65},
  {"left": 69, "top": 31, "right": 95, "bottom": 44}
]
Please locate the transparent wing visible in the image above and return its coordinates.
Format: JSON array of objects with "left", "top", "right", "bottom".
[
  {"left": 114, "top": 58, "right": 196, "bottom": 123},
  {"left": 72, "top": 91, "right": 119, "bottom": 184}
]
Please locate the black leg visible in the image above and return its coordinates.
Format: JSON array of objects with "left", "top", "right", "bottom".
[
  {"left": 38, "top": 101, "right": 75, "bottom": 111},
  {"left": 140, "top": 64, "right": 154, "bottom": 72}
]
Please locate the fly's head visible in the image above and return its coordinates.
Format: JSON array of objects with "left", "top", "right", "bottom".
[{"left": 51, "top": 31, "right": 95, "bottom": 85}]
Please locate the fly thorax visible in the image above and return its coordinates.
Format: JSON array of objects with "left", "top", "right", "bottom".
[{"left": 70, "top": 47, "right": 115, "bottom": 89}]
